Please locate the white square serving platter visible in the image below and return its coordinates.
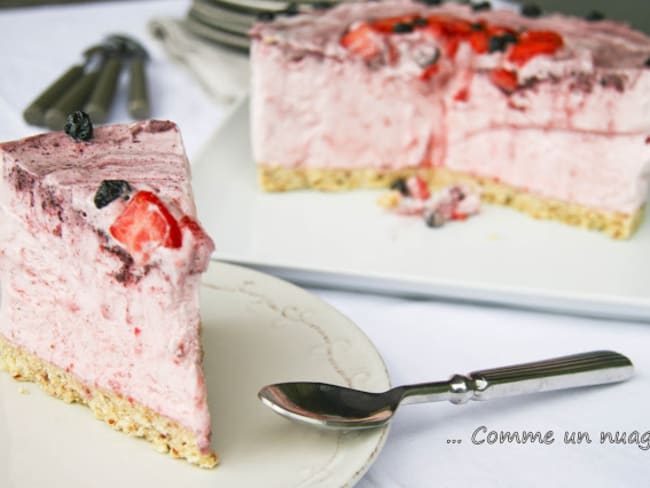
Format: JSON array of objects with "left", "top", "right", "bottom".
[{"left": 191, "top": 98, "right": 650, "bottom": 322}]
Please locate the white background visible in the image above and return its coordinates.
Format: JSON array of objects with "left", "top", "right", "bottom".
[{"left": 1, "top": 1, "right": 649, "bottom": 486}]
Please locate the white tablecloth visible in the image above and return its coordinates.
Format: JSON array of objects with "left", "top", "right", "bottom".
[{"left": 1, "top": 2, "right": 649, "bottom": 487}]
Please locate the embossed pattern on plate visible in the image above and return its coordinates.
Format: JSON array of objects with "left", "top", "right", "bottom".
[{"left": 0, "top": 262, "right": 390, "bottom": 487}]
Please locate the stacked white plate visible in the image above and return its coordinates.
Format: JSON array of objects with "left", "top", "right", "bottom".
[
  {"left": 182, "top": 0, "right": 526, "bottom": 50},
  {"left": 184, "top": 0, "right": 342, "bottom": 49}
]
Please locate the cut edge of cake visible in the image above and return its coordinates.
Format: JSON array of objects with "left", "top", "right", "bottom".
[{"left": 249, "top": 1, "right": 650, "bottom": 239}]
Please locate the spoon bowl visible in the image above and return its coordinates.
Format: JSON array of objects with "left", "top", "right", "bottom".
[{"left": 259, "top": 382, "right": 401, "bottom": 429}]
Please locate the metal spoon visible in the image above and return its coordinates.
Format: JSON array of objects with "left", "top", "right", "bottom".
[{"left": 258, "top": 350, "right": 633, "bottom": 430}]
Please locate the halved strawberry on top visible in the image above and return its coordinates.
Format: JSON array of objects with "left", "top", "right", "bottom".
[
  {"left": 340, "top": 22, "right": 381, "bottom": 60},
  {"left": 109, "top": 190, "right": 182, "bottom": 264},
  {"left": 508, "top": 30, "right": 563, "bottom": 66},
  {"left": 421, "top": 15, "right": 471, "bottom": 41},
  {"left": 468, "top": 30, "right": 490, "bottom": 54},
  {"left": 442, "top": 17, "right": 473, "bottom": 36},
  {"left": 422, "top": 15, "right": 450, "bottom": 38}
]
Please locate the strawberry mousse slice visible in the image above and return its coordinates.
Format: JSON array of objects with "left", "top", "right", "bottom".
[
  {"left": 0, "top": 113, "right": 217, "bottom": 467},
  {"left": 250, "top": 1, "right": 650, "bottom": 238}
]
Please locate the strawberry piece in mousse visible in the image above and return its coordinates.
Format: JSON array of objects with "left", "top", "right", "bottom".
[{"left": 110, "top": 190, "right": 182, "bottom": 264}]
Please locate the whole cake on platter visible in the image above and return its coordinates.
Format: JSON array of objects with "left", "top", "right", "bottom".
[
  {"left": 249, "top": 0, "right": 650, "bottom": 238},
  {"left": 0, "top": 114, "right": 218, "bottom": 468}
]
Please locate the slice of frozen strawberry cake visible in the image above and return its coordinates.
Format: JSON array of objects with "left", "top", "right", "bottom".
[
  {"left": 250, "top": 1, "right": 650, "bottom": 238},
  {"left": 0, "top": 113, "right": 217, "bottom": 467}
]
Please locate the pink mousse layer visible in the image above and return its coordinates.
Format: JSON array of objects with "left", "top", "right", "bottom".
[
  {"left": 250, "top": 1, "right": 650, "bottom": 215},
  {"left": 0, "top": 121, "right": 215, "bottom": 452}
]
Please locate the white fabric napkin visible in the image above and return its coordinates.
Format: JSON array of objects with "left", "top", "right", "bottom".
[{"left": 149, "top": 17, "right": 250, "bottom": 105}]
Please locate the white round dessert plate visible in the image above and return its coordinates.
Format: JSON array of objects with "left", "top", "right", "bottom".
[{"left": 0, "top": 262, "right": 390, "bottom": 488}]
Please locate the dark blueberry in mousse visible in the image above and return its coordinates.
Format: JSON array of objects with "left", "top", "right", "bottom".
[
  {"left": 488, "top": 33, "right": 518, "bottom": 53},
  {"left": 413, "top": 17, "right": 429, "bottom": 27},
  {"left": 94, "top": 180, "right": 132, "bottom": 209},
  {"left": 585, "top": 10, "right": 605, "bottom": 21},
  {"left": 521, "top": 4, "right": 542, "bottom": 18},
  {"left": 424, "top": 210, "right": 445, "bottom": 228},
  {"left": 471, "top": 1, "right": 491, "bottom": 12},
  {"left": 645, "top": 57, "right": 650, "bottom": 67},
  {"left": 64, "top": 111, "right": 93, "bottom": 142},
  {"left": 415, "top": 0, "right": 441, "bottom": 5},
  {"left": 390, "top": 178, "right": 409, "bottom": 196},
  {"left": 471, "top": 22, "right": 485, "bottom": 31},
  {"left": 393, "top": 22, "right": 414, "bottom": 34}
]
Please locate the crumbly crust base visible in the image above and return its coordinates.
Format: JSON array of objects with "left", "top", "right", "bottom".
[
  {"left": 0, "top": 334, "right": 218, "bottom": 468},
  {"left": 257, "top": 165, "right": 644, "bottom": 239}
]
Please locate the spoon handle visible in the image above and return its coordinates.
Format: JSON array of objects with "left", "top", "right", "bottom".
[{"left": 399, "top": 351, "right": 633, "bottom": 405}]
